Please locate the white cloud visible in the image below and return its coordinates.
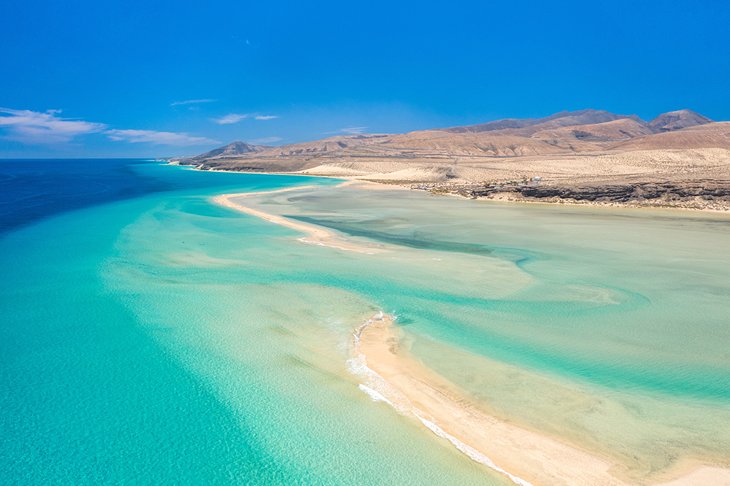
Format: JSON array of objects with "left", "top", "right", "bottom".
[
  {"left": 250, "top": 136, "right": 282, "bottom": 145},
  {"left": 213, "top": 113, "right": 279, "bottom": 124},
  {"left": 170, "top": 98, "right": 217, "bottom": 107},
  {"left": 332, "top": 126, "right": 368, "bottom": 135},
  {"left": 106, "top": 129, "right": 219, "bottom": 146},
  {"left": 213, "top": 113, "right": 249, "bottom": 125},
  {"left": 0, "top": 107, "right": 106, "bottom": 144},
  {"left": 1, "top": 106, "right": 217, "bottom": 148}
]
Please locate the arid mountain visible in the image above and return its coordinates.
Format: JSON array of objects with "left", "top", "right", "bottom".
[
  {"left": 257, "top": 134, "right": 390, "bottom": 157},
  {"left": 613, "top": 122, "right": 730, "bottom": 150},
  {"left": 185, "top": 109, "right": 723, "bottom": 169},
  {"left": 531, "top": 118, "right": 654, "bottom": 143},
  {"left": 179, "top": 109, "right": 730, "bottom": 209},
  {"left": 648, "top": 109, "right": 712, "bottom": 132},
  {"left": 442, "top": 109, "right": 640, "bottom": 134},
  {"left": 380, "top": 129, "right": 570, "bottom": 156},
  {"left": 190, "top": 141, "right": 266, "bottom": 160}
]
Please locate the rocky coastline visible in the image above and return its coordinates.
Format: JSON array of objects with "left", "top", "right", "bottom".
[{"left": 411, "top": 180, "right": 730, "bottom": 211}]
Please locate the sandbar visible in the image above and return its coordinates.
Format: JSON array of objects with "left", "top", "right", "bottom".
[{"left": 350, "top": 313, "right": 730, "bottom": 485}]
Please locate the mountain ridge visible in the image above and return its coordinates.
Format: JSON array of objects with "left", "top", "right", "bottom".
[
  {"left": 187, "top": 109, "right": 716, "bottom": 165},
  {"left": 190, "top": 141, "right": 267, "bottom": 160},
  {"left": 441, "top": 109, "right": 645, "bottom": 134},
  {"left": 176, "top": 108, "right": 730, "bottom": 211}
]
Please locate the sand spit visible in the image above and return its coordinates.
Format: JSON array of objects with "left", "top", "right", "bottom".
[
  {"left": 212, "top": 186, "right": 383, "bottom": 254},
  {"left": 350, "top": 313, "right": 730, "bottom": 486}
]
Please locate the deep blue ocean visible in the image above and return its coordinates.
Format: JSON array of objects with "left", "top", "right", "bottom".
[{"left": 0, "top": 159, "right": 169, "bottom": 234}]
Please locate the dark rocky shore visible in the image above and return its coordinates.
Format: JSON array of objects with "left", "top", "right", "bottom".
[{"left": 412, "top": 180, "right": 730, "bottom": 210}]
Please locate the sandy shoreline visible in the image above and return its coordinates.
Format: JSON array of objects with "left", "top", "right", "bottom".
[
  {"left": 210, "top": 178, "right": 730, "bottom": 484},
  {"left": 184, "top": 163, "right": 730, "bottom": 214},
  {"left": 350, "top": 313, "right": 730, "bottom": 486},
  {"left": 211, "top": 185, "right": 384, "bottom": 254}
]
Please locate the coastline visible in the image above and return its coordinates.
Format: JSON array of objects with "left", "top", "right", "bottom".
[
  {"left": 350, "top": 313, "right": 730, "bottom": 486},
  {"left": 432, "top": 186, "right": 730, "bottom": 216},
  {"left": 209, "top": 177, "right": 730, "bottom": 484},
  {"left": 421, "top": 184, "right": 730, "bottom": 214},
  {"left": 211, "top": 186, "right": 385, "bottom": 254},
  {"left": 182, "top": 162, "right": 730, "bottom": 214}
]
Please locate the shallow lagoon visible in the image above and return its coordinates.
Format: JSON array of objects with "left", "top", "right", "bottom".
[{"left": 2, "top": 161, "right": 729, "bottom": 483}]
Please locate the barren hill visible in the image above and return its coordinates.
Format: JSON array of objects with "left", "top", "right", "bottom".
[
  {"left": 648, "top": 109, "right": 712, "bottom": 132},
  {"left": 531, "top": 118, "right": 654, "bottom": 144},
  {"left": 442, "top": 109, "right": 638, "bottom": 134},
  {"left": 177, "top": 109, "right": 730, "bottom": 210},
  {"left": 614, "top": 122, "right": 730, "bottom": 150},
  {"left": 191, "top": 141, "right": 266, "bottom": 160}
]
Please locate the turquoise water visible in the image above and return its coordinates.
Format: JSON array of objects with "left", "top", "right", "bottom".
[
  {"left": 2, "top": 160, "right": 730, "bottom": 483},
  {"left": 0, "top": 162, "right": 498, "bottom": 484},
  {"left": 232, "top": 184, "right": 730, "bottom": 478}
]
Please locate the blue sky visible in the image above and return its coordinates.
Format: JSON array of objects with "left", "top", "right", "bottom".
[{"left": 1, "top": 0, "right": 728, "bottom": 157}]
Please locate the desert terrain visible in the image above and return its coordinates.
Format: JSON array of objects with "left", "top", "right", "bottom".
[{"left": 174, "top": 109, "right": 730, "bottom": 210}]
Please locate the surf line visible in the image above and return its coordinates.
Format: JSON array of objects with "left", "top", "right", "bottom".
[
  {"left": 211, "top": 185, "right": 383, "bottom": 254},
  {"left": 348, "top": 312, "right": 533, "bottom": 486}
]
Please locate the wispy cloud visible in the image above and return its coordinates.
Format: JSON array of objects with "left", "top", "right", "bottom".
[
  {"left": 213, "top": 113, "right": 279, "bottom": 124},
  {"left": 170, "top": 98, "right": 217, "bottom": 107},
  {"left": 1, "top": 106, "right": 218, "bottom": 148},
  {"left": 106, "top": 129, "right": 218, "bottom": 146},
  {"left": 250, "top": 136, "right": 282, "bottom": 145},
  {"left": 326, "top": 126, "right": 368, "bottom": 135},
  {"left": 213, "top": 113, "right": 249, "bottom": 125},
  {"left": 0, "top": 107, "right": 106, "bottom": 144}
]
